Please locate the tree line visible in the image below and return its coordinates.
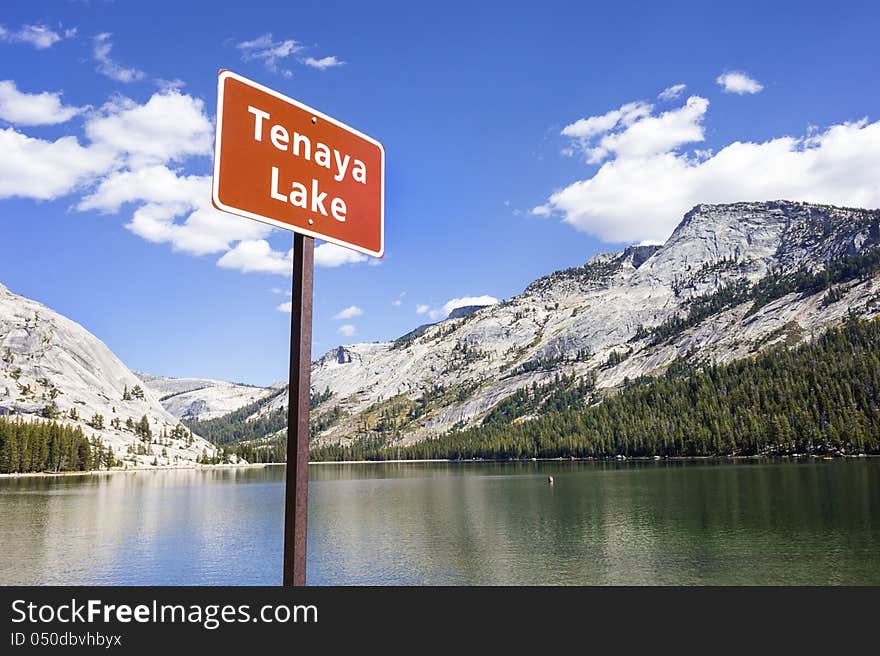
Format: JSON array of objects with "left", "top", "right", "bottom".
[
  {"left": 0, "top": 418, "right": 119, "bottom": 473},
  {"left": 184, "top": 388, "right": 333, "bottom": 461},
  {"left": 183, "top": 388, "right": 287, "bottom": 445}
]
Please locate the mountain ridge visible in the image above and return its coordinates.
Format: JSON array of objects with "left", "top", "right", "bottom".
[
  {"left": 15, "top": 199, "right": 873, "bottom": 464},
  {"left": 135, "top": 372, "right": 275, "bottom": 421},
  {"left": 9, "top": 200, "right": 877, "bottom": 468},
  {"left": 286, "top": 200, "right": 880, "bottom": 449}
]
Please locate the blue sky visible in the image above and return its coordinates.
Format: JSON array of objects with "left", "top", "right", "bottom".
[{"left": 1, "top": 0, "right": 878, "bottom": 385}]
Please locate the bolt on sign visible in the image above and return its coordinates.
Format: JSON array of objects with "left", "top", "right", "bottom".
[{"left": 212, "top": 70, "right": 385, "bottom": 257}]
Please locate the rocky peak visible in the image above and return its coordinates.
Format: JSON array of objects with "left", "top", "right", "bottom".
[
  {"left": 585, "top": 251, "right": 621, "bottom": 266},
  {"left": 631, "top": 201, "right": 879, "bottom": 295},
  {"left": 622, "top": 244, "right": 661, "bottom": 269},
  {"left": 447, "top": 305, "right": 490, "bottom": 320}
]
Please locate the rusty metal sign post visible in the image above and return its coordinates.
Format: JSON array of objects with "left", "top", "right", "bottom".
[
  {"left": 284, "top": 232, "right": 313, "bottom": 586},
  {"left": 211, "top": 70, "right": 385, "bottom": 586}
]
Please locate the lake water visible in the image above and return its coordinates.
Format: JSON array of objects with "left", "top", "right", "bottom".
[{"left": 0, "top": 460, "right": 878, "bottom": 585}]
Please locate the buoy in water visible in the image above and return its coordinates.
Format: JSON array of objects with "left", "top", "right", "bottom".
[{"left": 548, "top": 476, "right": 554, "bottom": 485}]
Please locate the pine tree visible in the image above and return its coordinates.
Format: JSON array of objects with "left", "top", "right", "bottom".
[{"left": 136, "top": 415, "right": 152, "bottom": 442}]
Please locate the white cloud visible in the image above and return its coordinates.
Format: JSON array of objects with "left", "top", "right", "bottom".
[
  {"left": 156, "top": 78, "right": 186, "bottom": 92},
  {"left": 337, "top": 324, "right": 356, "bottom": 337},
  {"left": 93, "top": 33, "right": 145, "bottom": 83},
  {"left": 303, "top": 56, "right": 344, "bottom": 70},
  {"left": 0, "top": 80, "right": 84, "bottom": 125},
  {"left": 416, "top": 304, "right": 430, "bottom": 315},
  {"left": 561, "top": 101, "right": 652, "bottom": 140},
  {"left": 77, "top": 165, "right": 206, "bottom": 213},
  {"left": 85, "top": 90, "right": 213, "bottom": 167},
  {"left": 276, "top": 301, "right": 292, "bottom": 313},
  {"left": 531, "top": 204, "right": 552, "bottom": 217},
  {"left": 580, "top": 96, "right": 709, "bottom": 164},
  {"left": 0, "top": 24, "right": 75, "bottom": 49},
  {"left": 76, "top": 125, "right": 267, "bottom": 257},
  {"left": 392, "top": 291, "right": 406, "bottom": 306},
  {"left": 215, "top": 238, "right": 372, "bottom": 275},
  {"left": 0, "top": 128, "right": 114, "bottom": 200},
  {"left": 237, "top": 34, "right": 303, "bottom": 76},
  {"left": 236, "top": 35, "right": 345, "bottom": 76},
  {"left": 217, "top": 240, "right": 292, "bottom": 274},
  {"left": 538, "top": 94, "right": 880, "bottom": 244},
  {"left": 129, "top": 203, "right": 269, "bottom": 256},
  {"left": 76, "top": 90, "right": 234, "bottom": 255},
  {"left": 0, "top": 87, "right": 214, "bottom": 205},
  {"left": 314, "top": 242, "right": 368, "bottom": 267},
  {"left": 716, "top": 71, "right": 763, "bottom": 95},
  {"left": 83, "top": 92, "right": 268, "bottom": 257},
  {"left": 333, "top": 305, "right": 363, "bottom": 320},
  {"left": 658, "top": 83, "right": 686, "bottom": 101}
]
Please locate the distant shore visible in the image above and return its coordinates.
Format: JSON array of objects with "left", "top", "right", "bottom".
[
  {"left": 2, "top": 452, "right": 873, "bottom": 478},
  {"left": 307, "top": 459, "right": 451, "bottom": 465},
  {"left": 305, "top": 453, "right": 875, "bottom": 465}
]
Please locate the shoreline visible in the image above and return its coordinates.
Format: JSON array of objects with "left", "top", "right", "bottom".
[
  {"left": 307, "top": 453, "right": 876, "bottom": 465},
  {"left": 2, "top": 453, "right": 873, "bottom": 478},
  {"left": 307, "top": 458, "right": 451, "bottom": 465},
  {"left": 0, "top": 462, "right": 273, "bottom": 479}
]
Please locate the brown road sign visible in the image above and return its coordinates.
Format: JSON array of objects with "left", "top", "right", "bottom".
[
  {"left": 211, "top": 71, "right": 386, "bottom": 586},
  {"left": 212, "top": 70, "right": 385, "bottom": 257}
]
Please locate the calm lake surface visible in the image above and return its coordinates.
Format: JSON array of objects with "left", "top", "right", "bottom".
[{"left": 1, "top": 460, "right": 878, "bottom": 585}]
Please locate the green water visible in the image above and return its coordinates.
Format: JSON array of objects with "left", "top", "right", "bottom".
[{"left": 0, "top": 459, "right": 877, "bottom": 585}]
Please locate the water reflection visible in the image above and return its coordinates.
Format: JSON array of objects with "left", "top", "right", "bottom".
[{"left": 1, "top": 460, "right": 878, "bottom": 585}]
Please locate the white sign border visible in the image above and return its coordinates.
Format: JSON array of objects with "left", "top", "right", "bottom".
[{"left": 212, "top": 69, "right": 385, "bottom": 258}]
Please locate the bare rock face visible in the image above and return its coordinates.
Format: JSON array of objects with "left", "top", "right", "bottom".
[
  {"left": 0, "top": 285, "right": 219, "bottom": 467},
  {"left": 336, "top": 346, "right": 352, "bottom": 364},
  {"left": 447, "top": 305, "right": 491, "bottom": 320},
  {"left": 622, "top": 244, "right": 660, "bottom": 269},
  {"left": 136, "top": 372, "right": 274, "bottom": 421},
  {"left": 255, "top": 201, "right": 880, "bottom": 446}
]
